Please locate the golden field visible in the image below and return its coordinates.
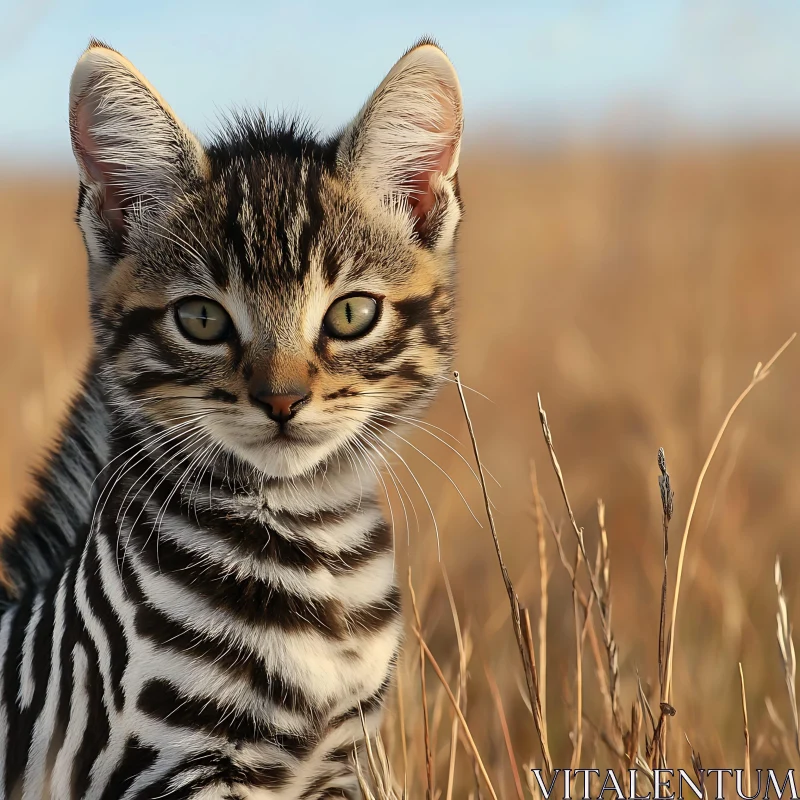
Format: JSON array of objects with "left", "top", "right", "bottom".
[{"left": 2, "top": 144, "right": 800, "bottom": 797}]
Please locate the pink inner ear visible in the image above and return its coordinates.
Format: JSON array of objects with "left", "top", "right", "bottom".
[
  {"left": 74, "top": 99, "right": 126, "bottom": 232},
  {"left": 405, "top": 139, "right": 455, "bottom": 232},
  {"left": 403, "top": 83, "right": 459, "bottom": 231}
]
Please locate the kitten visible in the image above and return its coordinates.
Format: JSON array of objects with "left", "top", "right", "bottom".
[{"left": 0, "top": 38, "right": 462, "bottom": 799}]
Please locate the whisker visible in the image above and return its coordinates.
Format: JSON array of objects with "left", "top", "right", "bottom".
[
  {"left": 113, "top": 419, "right": 211, "bottom": 524},
  {"left": 350, "top": 406, "right": 502, "bottom": 490},
  {"left": 437, "top": 375, "right": 495, "bottom": 404},
  {"left": 91, "top": 416, "right": 212, "bottom": 541},
  {"left": 360, "top": 428, "right": 441, "bottom": 560},
  {"left": 361, "top": 418, "right": 484, "bottom": 530},
  {"left": 123, "top": 428, "right": 212, "bottom": 572},
  {"left": 352, "top": 436, "right": 409, "bottom": 546}
]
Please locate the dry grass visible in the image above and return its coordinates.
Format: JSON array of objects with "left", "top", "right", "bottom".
[{"left": 3, "top": 142, "right": 800, "bottom": 796}]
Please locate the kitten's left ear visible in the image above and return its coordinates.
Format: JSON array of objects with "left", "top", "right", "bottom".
[{"left": 337, "top": 41, "right": 463, "bottom": 250}]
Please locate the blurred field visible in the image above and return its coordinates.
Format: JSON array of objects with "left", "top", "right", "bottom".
[{"left": 2, "top": 144, "right": 800, "bottom": 796}]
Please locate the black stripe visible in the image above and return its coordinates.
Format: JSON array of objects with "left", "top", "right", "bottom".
[
  {"left": 71, "top": 612, "right": 111, "bottom": 800},
  {"left": 301, "top": 768, "right": 350, "bottom": 799},
  {"left": 138, "top": 678, "right": 316, "bottom": 756},
  {"left": 135, "top": 750, "right": 292, "bottom": 797},
  {"left": 98, "top": 735, "right": 159, "bottom": 800},
  {"left": 394, "top": 287, "right": 449, "bottom": 349},
  {"left": 131, "top": 517, "right": 399, "bottom": 640},
  {"left": 5, "top": 579, "right": 59, "bottom": 797},
  {"left": 297, "top": 166, "right": 324, "bottom": 279},
  {"left": 129, "top": 761, "right": 216, "bottom": 800},
  {"left": 106, "top": 446, "right": 394, "bottom": 574},
  {"left": 106, "top": 307, "right": 165, "bottom": 360},
  {"left": 205, "top": 388, "right": 238, "bottom": 404},
  {"left": 131, "top": 529, "right": 349, "bottom": 637},
  {"left": 134, "top": 603, "right": 318, "bottom": 717},
  {"left": 139, "top": 332, "right": 190, "bottom": 371},
  {"left": 121, "top": 370, "right": 203, "bottom": 396},
  {"left": 45, "top": 559, "right": 81, "bottom": 780},
  {"left": 346, "top": 585, "right": 402, "bottom": 635},
  {"left": 82, "top": 535, "right": 128, "bottom": 709},
  {"left": 133, "top": 467, "right": 393, "bottom": 573},
  {"left": 223, "top": 169, "right": 248, "bottom": 284},
  {"left": 2, "top": 595, "right": 34, "bottom": 796},
  {"left": 322, "top": 254, "right": 342, "bottom": 286}
]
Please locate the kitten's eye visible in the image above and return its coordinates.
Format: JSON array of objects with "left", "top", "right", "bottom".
[
  {"left": 323, "top": 295, "right": 379, "bottom": 339},
  {"left": 175, "top": 298, "right": 231, "bottom": 342}
]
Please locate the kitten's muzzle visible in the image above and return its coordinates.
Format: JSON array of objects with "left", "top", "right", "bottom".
[{"left": 249, "top": 387, "right": 310, "bottom": 424}]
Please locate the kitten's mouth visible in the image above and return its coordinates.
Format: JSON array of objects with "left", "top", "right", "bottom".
[{"left": 266, "top": 425, "right": 321, "bottom": 447}]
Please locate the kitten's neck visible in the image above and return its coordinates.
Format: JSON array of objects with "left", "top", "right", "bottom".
[
  {"left": 97, "top": 414, "right": 387, "bottom": 571},
  {"left": 90, "top": 415, "right": 396, "bottom": 652}
]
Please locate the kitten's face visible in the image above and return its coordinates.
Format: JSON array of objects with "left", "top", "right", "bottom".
[{"left": 71, "top": 42, "right": 463, "bottom": 478}]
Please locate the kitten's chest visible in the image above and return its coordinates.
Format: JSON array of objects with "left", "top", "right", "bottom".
[
  {"left": 243, "top": 567, "right": 402, "bottom": 716},
  {"left": 235, "top": 501, "right": 402, "bottom": 712},
  {"left": 221, "top": 577, "right": 401, "bottom": 798}
]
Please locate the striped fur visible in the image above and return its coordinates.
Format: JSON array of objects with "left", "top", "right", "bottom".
[
  {"left": 0, "top": 367, "right": 109, "bottom": 607},
  {"left": 0, "top": 38, "right": 463, "bottom": 798}
]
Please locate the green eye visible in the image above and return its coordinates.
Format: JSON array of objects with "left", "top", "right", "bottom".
[
  {"left": 323, "top": 295, "right": 379, "bottom": 339},
  {"left": 176, "top": 298, "right": 232, "bottom": 342}
]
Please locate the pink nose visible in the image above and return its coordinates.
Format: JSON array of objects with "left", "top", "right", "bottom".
[{"left": 250, "top": 391, "right": 309, "bottom": 423}]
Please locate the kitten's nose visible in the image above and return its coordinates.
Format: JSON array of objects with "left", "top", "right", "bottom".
[{"left": 250, "top": 388, "right": 309, "bottom": 423}]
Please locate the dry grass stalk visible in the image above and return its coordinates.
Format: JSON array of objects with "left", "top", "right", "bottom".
[
  {"left": 583, "top": 705, "right": 654, "bottom": 788},
  {"left": 530, "top": 459, "right": 549, "bottom": 728},
  {"left": 775, "top": 557, "right": 800, "bottom": 761},
  {"left": 485, "top": 667, "right": 524, "bottom": 800},
  {"left": 541, "top": 499, "right": 623, "bottom": 764},
  {"left": 570, "top": 547, "right": 586, "bottom": 771},
  {"left": 686, "top": 736, "right": 708, "bottom": 800},
  {"left": 764, "top": 695, "right": 799, "bottom": 767},
  {"left": 650, "top": 702, "right": 675, "bottom": 779},
  {"left": 536, "top": 481, "right": 628, "bottom": 761},
  {"left": 354, "top": 748, "right": 375, "bottom": 800},
  {"left": 395, "top": 668, "right": 408, "bottom": 792},
  {"left": 652, "top": 448, "right": 674, "bottom": 770},
  {"left": 594, "top": 499, "right": 624, "bottom": 743},
  {"left": 656, "top": 448, "right": 674, "bottom": 694},
  {"left": 637, "top": 675, "right": 656, "bottom": 749},
  {"left": 626, "top": 699, "right": 643, "bottom": 791},
  {"left": 412, "top": 628, "right": 499, "bottom": 800},
  {"left": 739, "top": 663, "right": 751, "bottom": 798},
  {"left": 521, "top": 607, "right": 553, "bottom": 775},
  {"left": 536, "top": 393, "right": 596, "bottom": 576},
  {"left": 355, "top": 712, "right": 402, "bottom": 800},
  {"left": 537, "top": 394, "right": 624, "bottom": 745},
  {"left": 408, "top": 570, "right": 434, "bottom": 798},
  {"left": 664, "top": 333, "right": 796, "bottom": 705},
  {"left": 442, "top": 567, "right": 475, "bottom": 800},
  {"left": 454, "top": 371, "right": 552, "bottom": 780},
  {"left": 429, "top": 681, "right": 447, "bottom": 785},
  {"left": 542, "top": 501, "right": 615, "bottom": 736},
  {"left": 524, "top": 763, "right": 538, "bottom": 799}
]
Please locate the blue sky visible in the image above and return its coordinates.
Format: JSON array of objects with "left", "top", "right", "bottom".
[{"left": 3, "top": 0, "right": 800, "bottom": 167}]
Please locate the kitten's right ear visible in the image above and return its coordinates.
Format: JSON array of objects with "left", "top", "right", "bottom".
[{"left": 69, "top": 41, "right": 207, "bottom": 255}]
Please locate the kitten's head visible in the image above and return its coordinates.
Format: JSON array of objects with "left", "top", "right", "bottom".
[{"left": 69, "top": 40, "right": 463, "bottom": 478}]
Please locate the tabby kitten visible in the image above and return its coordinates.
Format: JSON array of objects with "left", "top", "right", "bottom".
[{"left": 0, "top": 38, "right": 462, "bottom": 799}]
